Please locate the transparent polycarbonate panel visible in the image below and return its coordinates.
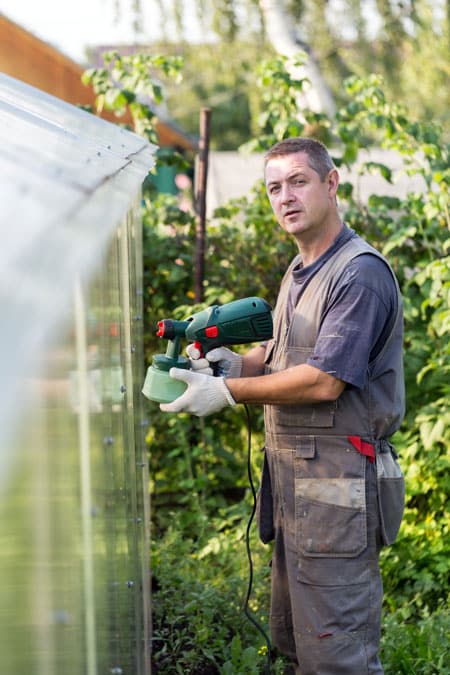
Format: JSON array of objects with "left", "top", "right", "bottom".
[{"left": 0, "top": 206, "right": 151, "bottom": 675}]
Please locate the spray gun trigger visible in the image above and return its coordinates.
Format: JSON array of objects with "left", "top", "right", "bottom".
[{"left": 193, "top": 341, "right": 204, "bottom": 358}]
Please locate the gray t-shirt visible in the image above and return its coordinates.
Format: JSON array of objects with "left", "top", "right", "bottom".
[{"left": 287, "top": 226, "right": 398, "bottom": 389}]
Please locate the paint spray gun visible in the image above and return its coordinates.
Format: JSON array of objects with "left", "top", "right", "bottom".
[{"left": 142, "top": 297, "right": 273, "bottom": 403}]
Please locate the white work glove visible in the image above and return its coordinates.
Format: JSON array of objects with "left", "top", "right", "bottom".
[
  {"left": 186, "top": 344, "right": 243, "bottom": 378},
  {"left": 186, "top": 343, "right": 213, "bottom": 375},
  {"left": 160, "top": 368, "right": 236, "bottom": 417}
]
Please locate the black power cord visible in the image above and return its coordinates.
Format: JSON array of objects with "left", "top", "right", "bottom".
[{"left": 242, "top": 404, "right": 273, "bottom": 675}]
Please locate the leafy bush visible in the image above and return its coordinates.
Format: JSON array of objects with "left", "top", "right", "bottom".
[
  {"left": 333, "top": 75, "right": 450, "bottom": 613},
  {"left": 380, "top": 607, "right": 450, "bottom": 675},
  {"left": 143, "top": 62, "right": 449, "bottom": 669},
  {"left": 84, "top": 51, "right": 449, "bottom": 673},
  {"left": 150, "top": 502, "right": 278, "bottom": 674}
]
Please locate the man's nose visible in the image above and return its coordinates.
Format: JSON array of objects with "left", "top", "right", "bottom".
[{"left": 280, "top": 183, "right": 295, "bottom": 203}]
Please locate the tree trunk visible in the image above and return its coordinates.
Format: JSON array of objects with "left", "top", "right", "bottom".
[{"left": 258, "top": 0, "right": 336, "bottom": 116}]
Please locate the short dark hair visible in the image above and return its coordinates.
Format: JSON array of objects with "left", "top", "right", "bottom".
[{"left": 264, "top": 137, "right": 335, "bottom": 181}]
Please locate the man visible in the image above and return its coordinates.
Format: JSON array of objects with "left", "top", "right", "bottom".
[{"left": 161, "top": 137, "right": 405, "bottom": 674}]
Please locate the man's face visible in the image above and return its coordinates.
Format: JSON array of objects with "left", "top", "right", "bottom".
[{"left": 265, "top": 151, "right": 338, "bottom": 241}]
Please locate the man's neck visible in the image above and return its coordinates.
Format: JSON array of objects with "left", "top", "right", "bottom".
[{"left": 296, "top": 220, "right": 344, "bottom": 267}]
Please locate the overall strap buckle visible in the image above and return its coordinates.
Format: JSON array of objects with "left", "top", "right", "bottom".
[{"left": 348, "top": 435, "right": 375, "bottom": 463}]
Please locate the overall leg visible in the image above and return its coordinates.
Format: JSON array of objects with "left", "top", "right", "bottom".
[
  {"left": 271, "top": 460, "right": 383, "bottom": 674},
  {"left": 269, "top": 527, "right": 298, "bottom": 662},
  {"left": 291, "top": 461, "right": 384, "bottom": 674}
]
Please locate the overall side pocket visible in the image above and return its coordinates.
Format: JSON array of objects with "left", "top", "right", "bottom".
[
  {"left": 376, "top": 443, "right": 405, "bottom": 546},
  {"left": 257, "top": 450, "right": 275, "bottom": 544}
]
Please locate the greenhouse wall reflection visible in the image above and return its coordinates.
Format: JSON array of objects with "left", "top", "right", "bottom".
[{"left": 0, "top": 74, "right": 156, "bottom": 675}]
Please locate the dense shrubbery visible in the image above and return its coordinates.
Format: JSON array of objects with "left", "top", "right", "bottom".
[{"left": 85, "top": 53, "right": 450, "bottom": 673}]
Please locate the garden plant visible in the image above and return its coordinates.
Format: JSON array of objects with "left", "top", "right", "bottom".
[{"left": 83, "top": 52, "right": 449, "bottom": 674}]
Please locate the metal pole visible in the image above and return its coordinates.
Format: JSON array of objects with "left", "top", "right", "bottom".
[{"left": 194, "top": 107, "right": 211, "bottom": 303}]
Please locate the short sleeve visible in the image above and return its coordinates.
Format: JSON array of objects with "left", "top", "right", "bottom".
[{"left": 306, "top": 254, "right": 398, "bottom": 388}]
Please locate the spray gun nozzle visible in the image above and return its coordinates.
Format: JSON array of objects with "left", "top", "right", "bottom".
[{"left": 156, "top": 319, "right": 187, "bottom": 340}]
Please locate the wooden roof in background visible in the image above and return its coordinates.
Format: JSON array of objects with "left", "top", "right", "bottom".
[{"left": 0, "top": 14, "right": 196, "bottom": 152}]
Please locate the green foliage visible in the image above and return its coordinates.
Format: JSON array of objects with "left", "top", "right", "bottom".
[
  {"left": 150, "top": 504, "right": 450, "bottom": 674},
  {"left": 380, "top": 607, "right": 450, "bottom": 674},
  {"left": 241, "top": 54, "right": 308, "bottom": 151},
  {"left": 150, "top": 503, "right": 279, "bottom": 674},
  {"left": 147, "top": 55, "right": 449, "bottom": 667},
  {"left": 122, "top": 1, "right": 449, "bottom": 146},
  {"left": 125, "top": 40, "right": 268, "bottom": 150},
  {"left": 373, "top": 0, "right": 450, "bottom": 138},
  {"left": 241, "top": 53, "right": 331, "bottom": 153},
  {"left": 84, "top": 48, "right": 450, "bottom": 672},
  {"left": 142, "top": 184, "right": 297, "bottom": 535},
  {"left": 334, "top": 74, "right": 450, "bottom": 615},
  {"left": 82, "top": 50, "right": 189, "bottom": 172}
]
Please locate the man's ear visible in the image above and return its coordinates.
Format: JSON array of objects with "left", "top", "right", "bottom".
[{"left": 327, "top": 168, "right": 339, "bottom": 198}]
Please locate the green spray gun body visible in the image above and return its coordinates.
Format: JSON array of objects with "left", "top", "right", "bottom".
[{"left": 142, "top": 297, "right": 273, "bottom": 403}]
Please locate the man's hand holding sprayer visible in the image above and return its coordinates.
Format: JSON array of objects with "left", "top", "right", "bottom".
[{"left": 159, "top": 346, "right": 242, "bottom": 416}]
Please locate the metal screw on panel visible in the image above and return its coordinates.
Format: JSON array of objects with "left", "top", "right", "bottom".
[
  {"left": 53, "top": 609, "right": 70, "bottom": 625},
  {"left": 141, "top": 419, "right": 149, "bottom": 427},
  {"left": 126, "top": 580, "right": 135, "bottom": 588},
  {"left": 120, "top": 385, "right": 127, "bottom": 393},
  {"left": 110, "top": 668, "right": 123, "bottom": 674},
  {"left": 131, "top": 345, "right": 136, "bottom": 353},
  {"left": 103, "top": 436, "right": 114, "bottom": 446},
  {"left": 135, "top": 517, "right": 142, "bottom": 524},
  {"left": 133, "top": 314, "right": 142, "bottom": 321}
]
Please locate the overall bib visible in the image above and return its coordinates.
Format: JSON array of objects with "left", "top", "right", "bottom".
[{"left": 260, "top": 236, "right": 405, "bottom": 674}]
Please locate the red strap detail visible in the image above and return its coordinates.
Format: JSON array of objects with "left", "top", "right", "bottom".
[
  {"left": 348, "top": 435, "right": 375, "bottom": 463},
  {"left": 205, "top": 325, "right": 219, "bottom": 338}
]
